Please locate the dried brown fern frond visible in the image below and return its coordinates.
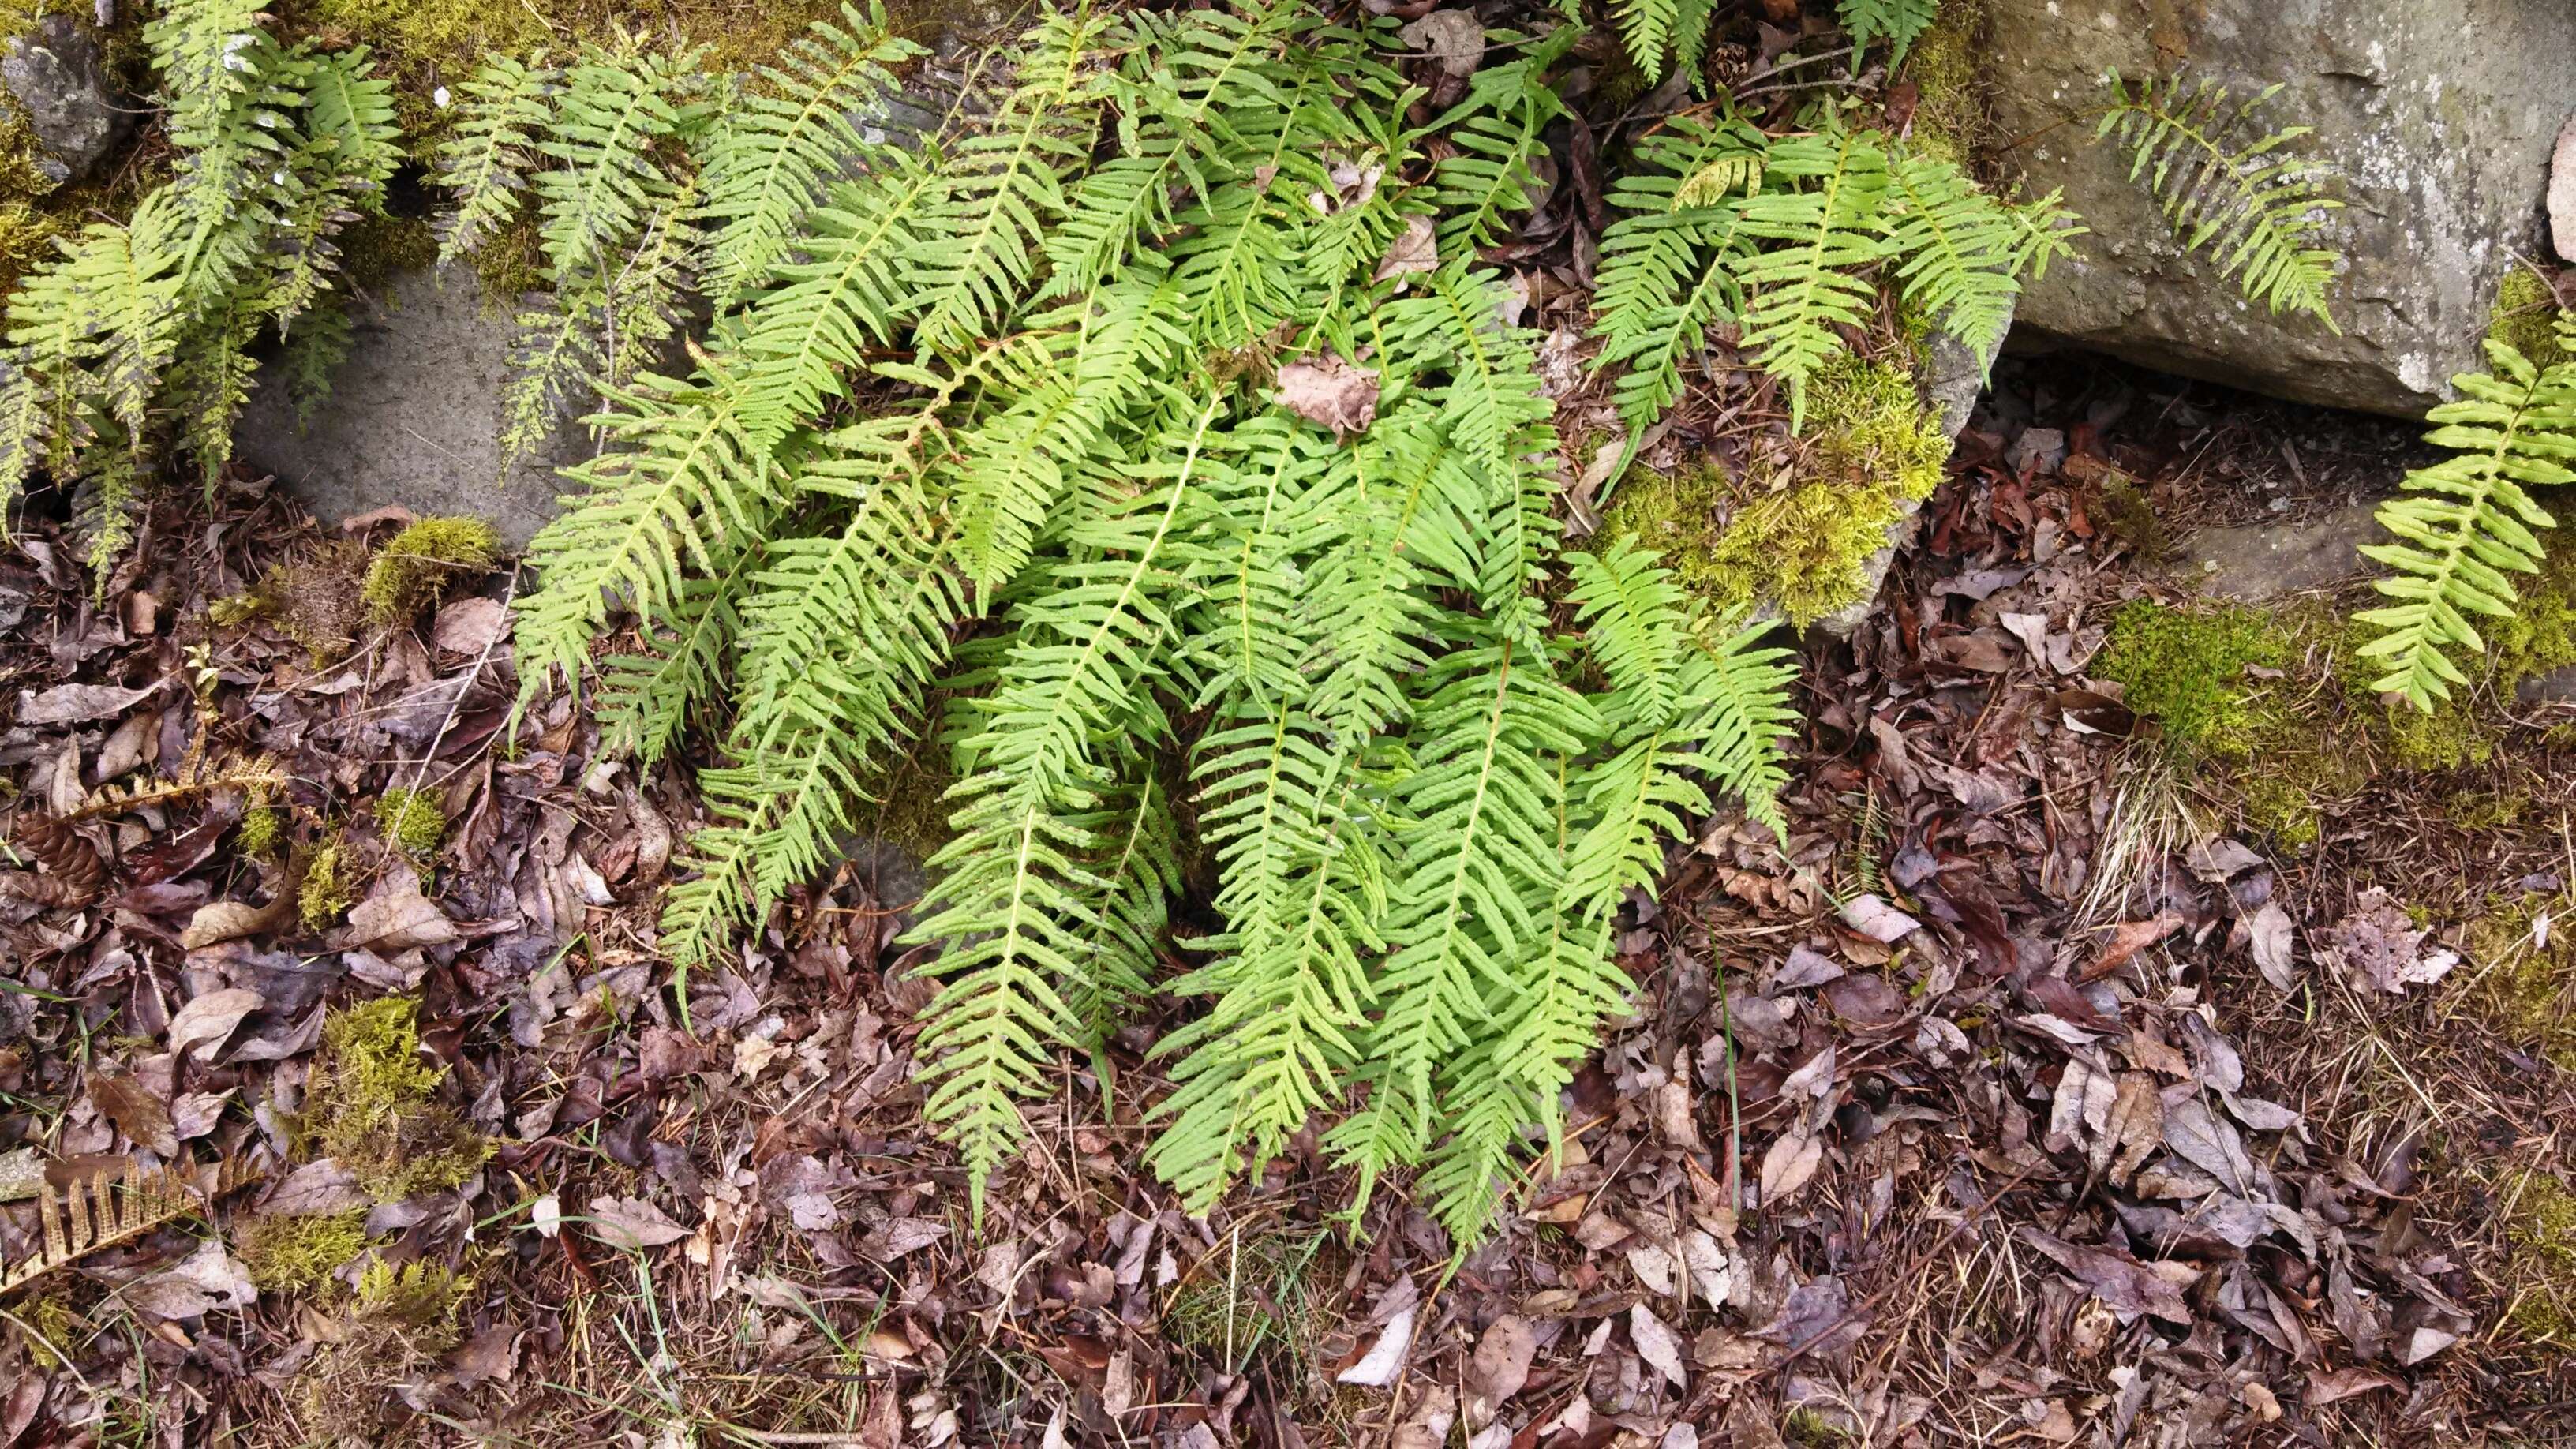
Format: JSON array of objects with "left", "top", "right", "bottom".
[
  {"left": 1, "top": 1155, "right": 262, "bottom": 1296},
  {"left": 64, "top": 748, "right": 288, "bottom": 823}
]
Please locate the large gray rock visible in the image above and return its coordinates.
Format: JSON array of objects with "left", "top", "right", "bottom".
[
  {"left": 1987, "top": 0, "right": 2576, "bottom": 417},
  {"left": 238, "top": 268, "right": 582, "bottom": 550},
  {"left": 2, "top": 16, "right": 128, "bottom": 185}
]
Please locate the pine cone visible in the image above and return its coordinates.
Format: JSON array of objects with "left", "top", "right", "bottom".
[{"left": 2, "top": 812, "right": 105, "bottom": 904}]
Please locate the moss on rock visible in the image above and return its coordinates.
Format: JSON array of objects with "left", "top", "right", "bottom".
[
  {"left": 1597, "top": 355, "right": 1949, "bottom": 627},
  {"left": 2489, "top": 264, "right": 2570, "bottom": 371},
  {"left": 1902, "top": 0, "right": 1990, "bottom": 166}
]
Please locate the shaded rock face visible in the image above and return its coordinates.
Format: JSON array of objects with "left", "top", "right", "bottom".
[
  {"left": 2, "top": 15, "right": 129, "bottom": 185},
  {"left": 238, "top": 268, "right": 581, "bottom": 550},
  {"left": 1986, "top": 0, "right": 2576, "bottom": 418}
]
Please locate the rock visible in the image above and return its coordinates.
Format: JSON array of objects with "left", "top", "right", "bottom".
[
  {"left": 2, "top": 15, "right": 129, "bottom": 186},
  {"left": 2170, "top": 497, "right": 2384, "bottom": 604},
  {"left": 2552, "top": 114, "right": 2576, "bottom": 265},
  {"left": 1986, "top": 0, "right": 2576, "bottom": 418},
  {"left": 238, "top": 267, "right": 582, "bottom": 551},
  {"left": 1812, "top": 329, "right": 2003, "bottom": 639}
]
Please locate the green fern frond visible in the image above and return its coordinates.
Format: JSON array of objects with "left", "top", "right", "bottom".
[
  {"left": 434, "top": 54, "right": 560, "bottom": 264},
  {"left": 2095, "top": 69, "right": 2342, "bottom": 328},
  {"left": 1882, "top": 146, "right": 2078, "bottom": 359},
  {"left": 1589, "top": 116, "right": 1761, "bottom": 437},
  {"left": 2356, "top": 342, "right": 2576, "bottom": 710},
  {"left": 1736, "top": 128, "right": 1892, "bottom": 425},
  {"left": 696, "top": 2, "right": 922, "bottom": 303},
  {"left": 1838, "top": 0, "right": 1937, "bottom": 66}
]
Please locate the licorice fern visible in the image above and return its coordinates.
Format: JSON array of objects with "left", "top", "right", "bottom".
[
  {"left": 2357, "top": 328, "right": 2576, "bottom": 710},
  {"left": 1837, "top": 0, "right": 1938, "bottom": 68},
  {"left": 1590, "top": 115, "right": 2071, "bottom": 436},
  {"left": 0, "top": 0, "right": 405, "bottom": 569},
  {"left": 482, "top": 4, "right": 1802, "bottom": 1241},
  {"left": 2095, "top": 69, "right": 2342, "bottom": 328}
]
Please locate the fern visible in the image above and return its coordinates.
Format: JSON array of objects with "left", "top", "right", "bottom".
[
  {"left": 434, "top": 54, "right": 559, "bottom": 264},
  {"left": 482, "top": 8, "right": 1808, "bottom": 1244},
  {"left": 2095, "top": 69, "right": 2342, "bottom": 328},
  {"left": 2356, "top": 336, "right": 2576, "bottom": 710},
  {"left": 695, "top": 3, "right": 922, "bottom": 303},
  {"left": 1838, "top": 0, "right": 1938, "bottom": 67},
  {"left": 1735, "top": 128, "right": 1893, "bottom": 425}
]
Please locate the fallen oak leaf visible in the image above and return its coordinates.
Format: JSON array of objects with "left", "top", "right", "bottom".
[
  {"left": 2018, "top": 1226, "right": 2192, "bottom": 1325},
  {"left": 167, "top": 987, "right": 264, "bottom": 1062},
  {"left": 2080, "top": 912, "right": 2184, "bottom": 982}
]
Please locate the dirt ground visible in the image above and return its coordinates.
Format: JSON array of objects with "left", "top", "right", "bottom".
[{"left": 4, "top": 339, "right": 2574, "bottom": 1447}]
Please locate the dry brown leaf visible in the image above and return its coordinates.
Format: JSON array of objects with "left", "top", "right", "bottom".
[
  {"left": 1758, "top": 1121, "right": 1824, "bottom": 1207},
  {"left": 1629, "top": 1302, "right": 1687, "bottom": 1389},
  {"left": 2247, "top": 902, "right": 2297, "bottom": 990},
  {"left": 1372, "top": 213, "right": 1439, "bottom": 283},
  {"left": 88, "top": 1071, "right": 178, "bottom": 1157},
  {"left": 17, "top": 681, "right": 157, "bottom": 724},
  {"left": 1462, "top": 1314, "right": 1537, "bottom": 1425},
  {"left": 339, "top": 878, "right": 458, "bottom": 953},
  {"left": 179, "top": 898, "right": 282, "bottom": 950},
  {"left": 167, "top": 987, "right": 264, "bottom": 1061},
  {"left": 1275, "top": 354, "right": 1380, "bottom": 436},
  {"left": 432, "top": 596, "right": 510, "bottom": 657},
  {"left": 587, "top": 1193, "right": 691, "bottom": 1251},
  {"left": 2018, "top": 1226, "right": 2191, "bottom": 1325}
]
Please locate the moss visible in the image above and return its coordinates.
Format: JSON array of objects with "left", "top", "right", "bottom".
[
  {"left": 2489, "top": 264, "right": 2570, "bottom": 372},
  {"left": 241, "top": 1210, "right": 371, "bottom": 1294},
  {"left": 238, "top": 805, "right": 286, "bottom": 859},
  {"left": 2504, "top": 1173, "right": 2576, "bottom": 1351},
  {"left": 2092, "top": 470, "right": 2164, "bottom": 559},
  {"left": 339, "top": 212, "right": 439, "bottom": 294},
  {"left": 2446, "top": 787, "right": 2534, "bottom": 833},
  {"left": 1901, "top": 0, "right": 1989, "bottom": 167},
  {"left": 2095, "top": 601, "right": 2290, "bottom": 758},
  {"left": 848, "top": 732, "right": 958, "bottom": 863},
  {"left": 298, "top": 1258, "right": 472, "bottom": 1439},
  {"left": 2471, "top": 896, "right": 2576, "bottom": 1071},
  {"left": 1599, "top": 357, "right": 1945, "bottom": 627},
  {"left": 10, "top": 1291, "right": 78, "bottom": 1368},
  {"left": 373, "top": 787, "right": 445, "bottom": 859},
  {"left": 361, "top": 515, "right": 501, "bottom": 627},
  {"left": 2239, "top": 773, "right": 2321, "bottom": 851},
  {"left": 299, "top": 841, "right": 353, "bottom": 930},
  {"left": 302, "top": 998, "right": 492, "bottom": 1204},
  {"left": 254, "top": 538, "right": 371, "bottom": 662}
]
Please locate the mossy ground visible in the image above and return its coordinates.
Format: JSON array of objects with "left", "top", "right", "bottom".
[
  {"left": 298, "top": 997, "right": 491, "bottom": 1203},
  {"left": 373, "top": 786, "right": 446, "bottom": 859},
  {"left": 2501, "top": 1170, "right": 2576, "bottom": 1351},
  {"left": 299, "top": 840, "right": 354, "bottom": 930},
  {"left": 240, "top": 1209, "right": 372, "bottom": 1294},
  {"left": 2468, "top": 893, "right": 2576, "bottom": 1073},
  {"left": 1901, "top": 0, "right": 1989, "bottom": 167},
  {"left": 298, "top": 1257, "right": 472, "bottom": 1438},
  {"left": 1599, "top": 354, "right": 1950, "bottom": 626}
]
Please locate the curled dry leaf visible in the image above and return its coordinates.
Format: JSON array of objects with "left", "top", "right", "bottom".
[
  {"left": 586, "top": 1193, "right": 691, "bottom": 1251},
  {"left": 1335, "top": 1296, "right": 1417, "bottom": 1387},
  {"left": 1275, "top": 354, "right": 1380, "bottom": 437},
  {"left": 167, "top": 987, "right": 264, "bottom": 1061},
  {"left": 1838, "top": 893, "right": 1920, "bottom": 942}
]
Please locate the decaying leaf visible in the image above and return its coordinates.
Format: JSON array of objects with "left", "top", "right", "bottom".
[{"left": 1275, "top": 354, "right": 1380, "bottom": 436}]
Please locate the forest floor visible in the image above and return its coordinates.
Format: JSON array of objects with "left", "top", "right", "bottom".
[{"left": 7, "top": 343, "right": 2576, "bottom": 1448}]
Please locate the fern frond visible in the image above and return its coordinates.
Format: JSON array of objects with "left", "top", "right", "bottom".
[
  {"left": 1589, "top": 116, "right": 1762, "bottom": 437},
  {"left": 533, "top": 44, "right": 699, "bottom": 280},
  {"left": 1882, "top": 145, "right": 2077, "bottom": 358},
  {"left": 2, "top": 1158, "right": 257, "bottom": 1297},
  {"left": 1736, "top": 128, "right": 1892, "bottom": 424},
  {"left": 1838, "top": 0, "right": 1937, "bottom": 66},
  {"left": 696, "top": 2, "right": 922, "bottom": 303},
  {"left": 1424, "top": 32, "right": 1573, "bottom": 260},
  {"left": 911, "top": 397, "right": 1225, "bottom": 1213},
  {"left": 906, "top": 9, "right": 1114, "bottom": 354},
  {"left": 2095, "top": 69, "right": 2342, "bottom": 328},
  {"left": 434, "top": 54, "right": 560, "bottom": 264},
  {"left": 2355, "top": 343, "right": 2576, "bottom": 709}
]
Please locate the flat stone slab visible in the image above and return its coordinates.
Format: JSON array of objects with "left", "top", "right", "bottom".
[
  {"left": 2169, "top": 498, "right": 2385, "bottom": 604},
  {"left": 239, "top": 266, "right": 582, "bottom": 551}
]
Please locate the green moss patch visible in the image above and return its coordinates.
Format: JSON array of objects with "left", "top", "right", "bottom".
[
  {"left": 300, "top": 998, "right": 491, "bottom": 1204},
  {"left": 361, "top": 515, "right": 500, "bottom": 627},
  {"left": 2095, "top": 601, "right": 2290, "bottom": 757},
  {"left": 2503, "top": 1171, "right": 2576, "bottom": 1350},
  {"left": 1901, "top": 0, "right": 1988, "bottom": 166},
  {"left": 2489, "top": 264, "right": 2570, "bottom": 372},
  {"left": 1598, "top": 355, "right": 1949, "bottom": 627},
  {"left": 241, "top": 1209, "right": 371, "bottom": 1294},
  {"left": 373, "top": 786, "right": 446, "bottom": 859}
]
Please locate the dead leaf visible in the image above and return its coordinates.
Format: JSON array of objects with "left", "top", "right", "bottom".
[
  {"left": 2087, "top": 913, "right": 2183, "bottom": 979},
  {"left": 1372, "top": 213, "right": 1439, "bottom": 282},
  {"left": 863, "top": 1217, "right": 948, "bottom": 1260},
  {"left": 1275, "top": 354, "right": 1380, "bottom": 436},
  {"left": 2018, "top": 1226, "right": 2191, "bottom": 1325},
  {"left": 2325, "top": 887, "right": 2437, "bottom": 994},
  {"left": 1397, "top": 9, "right": 1483, "bottom": 75},
  {"left": 2303, "top": 1367, "right": 2401, "bottom": 1406},
  {"left": 17, "top": 680, "right": 157, "bottom": 724},
  {"left": 264, "top": 1159, "right": 368, "bottom": 1215},
  {"left": 179, "top": 897, "right": 285, "bottom": 949},
  {"left": 587, "top": 1193, "right": 691, "bottom": 1251},
  {"left": 122, "top": 1239, "right": 256, "bottom": 1319},
  {"left": 338, "top": 877, "right": 458, "bottom": 953},
  {"left": 88, "top": 1070, "right": 178, "bottom": 1157},
  {"left": 1336, "top": 1297, "right": 1417, "bottom": 1387},
  {"left": 167, "top": 987, "right": 263, "bottom": 1061},
  {"left": 2097, "top": 1073, "right": 2162, "bottom": 1187},
  {"left": 451, "top": 1320, "right": 520, "bottom": 1387},
  {"left": 2247, "top": 902, "right": 2297, "bottom": 990},
  {"left": 1838, "top": 893, "right": 1919, "bottom": 942},
  {"left": 1775, "top": 944, "right": 1844, "bottom": 988},
  {"left": 1758, "top": 1120, "right": 1824, "bottom": 1207},
  {"left": 1629, "top": 1302, "right": 1687, "bottom": 1389},
  {"left": 432, "top": 595, "right": 509, "bottom": 657},
  {"left": 1462, "top": 1314, "right": 1538, "bottom": 1425}
]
